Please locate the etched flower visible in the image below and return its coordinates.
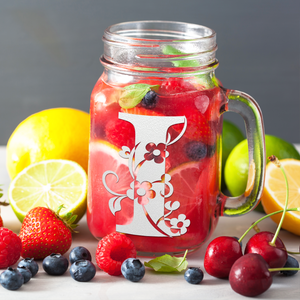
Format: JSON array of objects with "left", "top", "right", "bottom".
[
  {"left": 144, "top": 143, "right": 168, "bottom": 164},
  {"left": 170, "top": 214, "right": 190, "bottom": 235},
  {"left": 126, "top": 181, "right": 155, "bottom": 205}
]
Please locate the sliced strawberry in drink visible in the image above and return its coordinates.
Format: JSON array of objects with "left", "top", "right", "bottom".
[
  {"left": 159, "top": 78, "right": 196, "bottom": 95},
  {"left": 155, "top": 86, "right": 219, "bottom": 145},
  {"left": 122, "top": 106, "right": 163, "bottom": 116},
  {"left": 105, "top": 106, "right": 165, "bottom": 150}
]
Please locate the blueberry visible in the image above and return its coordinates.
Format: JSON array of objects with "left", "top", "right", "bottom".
[
  {"left": 0, "top": 267, "right": 24, "bottom": 290},
  {"left": 17, "top": 266, "right": 32, "bottom": 283},
  {"left": 69, "top": 246, "right": 92, "bottom": 264},
  {"left": 280, "top": 255, "right": 299, "bottom": 276},
  {"left": 184, "top": 267, "right": 204, "bottom": 284},
  {"left": 121, "top": 258, "right": 145, "bottom": 282},
  {"left": 42, "top": 253, "right": 69, "bottom": 276},
  {"left": 141, "top": 90, "right": 159, "bottom": 108},
  {"left": 70, "top": 260, "right": 96, "bottom": 282},
  {"left": 185, "top": 141, "right": 208, "bottom": 161},
  {"left": 18, "top": 257, "right": 39, "bottom": 277}
]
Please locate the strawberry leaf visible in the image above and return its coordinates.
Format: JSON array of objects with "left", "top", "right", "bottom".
[
  {"left": 119, "top": 84, "right": 159, "bottom": 109},
  {"left": 144, "top": 250, "right": 188, "bottom": 272}
]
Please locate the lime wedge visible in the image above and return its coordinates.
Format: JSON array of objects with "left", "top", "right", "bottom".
[{"left": 8, "top": 159, "right": 87, "bottom": 223}]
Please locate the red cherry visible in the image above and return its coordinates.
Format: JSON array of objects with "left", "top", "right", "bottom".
[
  {"left": 229, "top": 253, "right": 272, "bottom": 297},
  {"left": 244, "top": 231, "right": 288, "bottom": 270},
  {"left": 204, "top": 236, "right": 243, "bottom": 279}
]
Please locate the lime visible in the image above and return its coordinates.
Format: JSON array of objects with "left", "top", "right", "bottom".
[
  {"left": 221, "top": 120, "right": 244, "bottom": 190},
  {"left": 224, "top": 135, "right": 300, "bottom": 197},
  {"left": 6, "top": 108, "right": 89, "bottom": 179},
  {"left": 8, "top": 159, "right": 88, "bottom": 223}
]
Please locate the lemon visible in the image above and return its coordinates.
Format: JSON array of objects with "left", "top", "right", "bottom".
[
  {"left": 224, "top": 135, "right": 300, "bottom": 197},
  {"left": 221, "top": 120, "right": 244, "bottom": 190},
  {"left": 6, "top": 108, "right": 89, "bottom": 179},
  {"left": 261, "top": 159, "right": 300, "bottom": 236},
  {"left": 8, "top": 159, "right": 87, "bottom": 223}
]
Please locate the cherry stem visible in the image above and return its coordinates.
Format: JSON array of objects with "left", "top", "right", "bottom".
[
  {"left": 269, "top": 267, "right": 300, "bottom": 272},
  {"left": 269, "top": 156, "right": 289, "bottom": 246},
  {"left": 287, "top": 251, "right": 300, "bottom": 255},
  {"left": 238, "top": 207, "right": 300, "bottom": 243}
]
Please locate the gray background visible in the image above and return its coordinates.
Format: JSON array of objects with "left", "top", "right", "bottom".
[{"left": 0, "top": 0, "right": 299, "bottom": 145}]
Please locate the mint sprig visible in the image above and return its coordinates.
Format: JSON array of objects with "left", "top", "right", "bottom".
[
  {"left": 144, "top": 250, "right": 188, "bottom": 272},
  {"left": 162, "top": 45, "right": 216, "bottom": 88},
  {"left": 162, "top": 45, "right": 200, "bottom": 68},
  {"left": 119, "top": 83, "right": 159, "bottom": 109}
]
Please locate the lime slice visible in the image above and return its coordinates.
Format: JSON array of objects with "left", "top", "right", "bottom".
[{"left": 8, "top": 159, "right": 87, "bottom": 223}]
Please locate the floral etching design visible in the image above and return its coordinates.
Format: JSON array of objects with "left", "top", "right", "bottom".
[{"left": 102, "top": 113, "right": 190, "bottom": 237}]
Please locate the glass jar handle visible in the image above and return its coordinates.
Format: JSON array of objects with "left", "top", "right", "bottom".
[{"left": 219, "top": 89, "right": 266, "bottom": 216}]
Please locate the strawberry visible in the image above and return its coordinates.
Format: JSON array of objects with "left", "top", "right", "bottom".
[
  {"left": 19, "top": 205, "right": 77, "bottom": 260},
  {"left": 159, "top": 78, "right": 196, "bottom": 95},
  {"left": 121, "top": 106, "right": 163, "bottom": 116},
  {"left": 105, "top": 106, "right": 164, "bottom": 149}
]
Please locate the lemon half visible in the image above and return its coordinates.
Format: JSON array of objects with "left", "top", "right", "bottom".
[{"left": 261, "top": 159, "right": 300, "bottom": 236}]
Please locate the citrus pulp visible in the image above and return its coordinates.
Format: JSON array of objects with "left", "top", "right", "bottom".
[
  {"left": 261, "top": 159, "right": 300, "bottom": 236},
  {"left": 8, "top": 159, "right": 87, "bottom": 223}
]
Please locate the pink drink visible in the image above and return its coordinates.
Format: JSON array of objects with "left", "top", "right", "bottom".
[
  {"left": 87, "top": 76, "right": 226, "bottom": 255},
  {"left": 87, "top": 21, "right": 265, "bottom": 256}
]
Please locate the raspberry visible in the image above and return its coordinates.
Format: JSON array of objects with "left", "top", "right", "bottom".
[
  {"left": 96, "top": 232, "right": 136, "bottom": 276},
  {"left": 105, "top": 118, "right": 135, "bottom": 150},
  {"left": 0, "top": 227, "right": 22, "bottom": 268},
  {"left": 159, "top": 78, "right": 196, "bottom": 95}
]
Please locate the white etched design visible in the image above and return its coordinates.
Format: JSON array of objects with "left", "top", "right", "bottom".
[{"left": 102, "top": 112, "right": 190, "bottom": 237}]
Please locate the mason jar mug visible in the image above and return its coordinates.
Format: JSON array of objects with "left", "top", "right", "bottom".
[{"left": 87, "top": 21, "right": 265, "bottom": 256}]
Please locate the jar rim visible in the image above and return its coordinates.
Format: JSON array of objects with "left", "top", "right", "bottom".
[
  {"left": 102, "top": 21, "right": 218, "bottom": 76},
  {"left": 104, "top": 20, "right": 216, "bottom": 44}
]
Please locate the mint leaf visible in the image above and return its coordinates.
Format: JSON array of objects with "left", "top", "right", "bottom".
[
  {"left": 119, "top": 84, "right": 159, "bottom": 109},
  {"left": 162, "top": 45, "right": 200, "bottom": 68},
  {"left": 144, "top": 250, "right": 188, "bottom": 272},
  {"left": 162, "top": 45, "right": 217, "bottom": 88}
]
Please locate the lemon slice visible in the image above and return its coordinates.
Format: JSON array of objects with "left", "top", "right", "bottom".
[
  {"left": 8, "top": 159, "right": 87, "bottom": 223},
  {"left": 261, "top": 159, "right": 300, "bottom": 236}
]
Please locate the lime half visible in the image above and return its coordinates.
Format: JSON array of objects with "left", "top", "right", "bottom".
[{"left": 8, "top": 159, "right": 87, "bottom": 223}]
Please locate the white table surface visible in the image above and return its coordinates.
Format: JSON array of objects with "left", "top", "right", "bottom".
[{"left": 0, "top": 145, "right": 299, "bottom": 300}]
